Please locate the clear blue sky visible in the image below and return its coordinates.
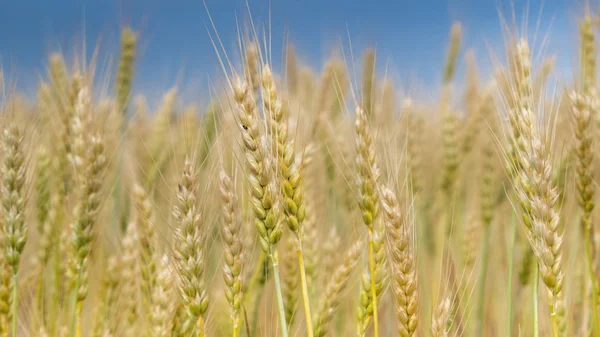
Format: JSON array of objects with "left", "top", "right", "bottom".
[{"left": 0, "top": 0, "right": 578, "bottom": 103}]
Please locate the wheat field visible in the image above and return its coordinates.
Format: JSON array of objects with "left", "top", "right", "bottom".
[{"left": 0, "top": 2, "right": 598, "bottom": 337}]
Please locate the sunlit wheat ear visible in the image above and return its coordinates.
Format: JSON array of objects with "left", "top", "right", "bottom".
[
  {"left": 580, "top": 15, "right": 596, "bottom": 92},
  {"left": 115, "top": 27, "right": 137, "bottom": 116},
  {"left": 431, "top": 297, "right": 451, "bottom": 337},
  {"left": 219, "top": 169, "right": 245, "bottom": 336},
  {"left": 262, "top": 62, "right": 317, "bottom": 334},
  {"left": 49, "top": 53, "right": 69, "bottom": 102},
  {"left": 314, "top": 57, "right": 347, "bottom": 123},
  {"left": 173, "top": 157, "right": 209, "bottom": 336},
  {"left": 461, "top": 214, "right": 478, "bottom": 268},
  {"left": 443, "top": 22, "right": 462, "bottom": 85},
  {"left": 33, "top": 145, "right": 55, "bottom": 316},
  {"left": 232, "top": 70, "right": 289, "bottom": 335},
  {"left": 361, "top": 48, "right": 376, "bottom": 118},
  {"left": 150, "top": 254, "right": 175, "bottom": 337},
  {"left": 356, "top": 229, "right": 386, "bottom": 337},
  {"left": 313, "top": 241, "right": 362, "bottom": 337},
  {"left": 92, "top": 255, "right": 120, "bottom": 337},
  {"left": 403, "top": 99, "right": 423, "bottom": 195},
  {"left": 69, "top": 133, "right": 107, "bottom": 336},
  {"left": 381, "top": 188, "right": 418, "bottom": 337},
  {"left": 571, "top": 90, "right": 596, "bottom": 234},
  {"left": 1, "top": 123, "right": 28, "bottom": 337},
  {"left": 355, "top": 106, "right": 380, "bottom": 230},
  {"left": 320, "top": 228, "right": 341, "bottom": 288},
  {"left": 120, "top": 222, "right": 141, "bottom": 337},
  {"left": 440, "top": 106, "right": 459, "bottom": 198},
  {"left": 262, "top": 65, "right": 306, "bottom": 238},
  {"left": 570, "top": 89, "right": 600, "bottom": 337},
  {"left": 503, "top": 38, "right": 565, "bottom": 336},
  {"left": 133, "top": 183, "right": 157, "bottom": 305},
  {"left": 233, "top": 77, "right": 281, "bottom": 253},
  {"left": 355, "top": 104, "right": 383, "bottom": 337},
  {"left": 34, "top": 145, "right": 51, "bottom": 250},
  {"left": 146, "top": 88, "right": 177, "bottom": 186},
  {"left": 245, "top": 42, "right": 260, "bottom": 91}
]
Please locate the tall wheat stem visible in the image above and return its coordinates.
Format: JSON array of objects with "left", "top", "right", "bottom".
[
  {"left": 297, "top": 247, "right": 314, "bottom": 336},
  {"left": 271, "top": 250, "right": 289, "bottom": 337}
]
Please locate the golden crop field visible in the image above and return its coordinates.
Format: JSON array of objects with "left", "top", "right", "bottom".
[{"left": 0, "top": 1, "right": 597, "bottom": 337}]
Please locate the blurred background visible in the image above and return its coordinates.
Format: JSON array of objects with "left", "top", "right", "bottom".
[{"left": 0, "top": 0, "right": 578, "bottom": 104}]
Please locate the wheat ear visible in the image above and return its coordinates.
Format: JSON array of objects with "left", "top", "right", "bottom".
[
  {"left": 219, "top": 169, "right": 245, "bottom": 337},
  {"left": 382, "top": 188, "right": 418, "bottom": 337},
  {"left": 431, "top": 297, "right": 451, "bottom": 337},
  {"left": 262, "top": 65, "right": 314, "bottom": 336},
  {"left": 570, "top": 90, "right": 599, "bottom": 337},
  {"left": 355, "top": 105, "right": 383, "bottom": 337},
  {"left": 313, "top": 241, "right": 362, "bottom": 337},
  {"left": 2, "top": 124, "right": 28, "bottom": 337},
  {"left": 150, "top": 254, "right": 175, "bottom": 337},
  {"left": 232, "top": 77, "right": 287, "bottom": 337},
  {"left": 173, "top": 158, "right": 209, "bottom": 337},
  {"left": 506, "top": 39, "right": 565, "bottom": 337}
]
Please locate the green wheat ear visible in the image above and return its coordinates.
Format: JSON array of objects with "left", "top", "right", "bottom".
[{"left": 116, "top": 27, "right": 137, "bottom": 117}]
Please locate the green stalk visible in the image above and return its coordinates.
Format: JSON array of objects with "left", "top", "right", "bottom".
[
  {"left": 270, "top": 251, "right": 289, "bottom": 337},
  {"left": 506, "top": 210, "right": 517, "bottom": 337},
  {"left": 297, "top": 246, "right": 314, "bottom": 337}
]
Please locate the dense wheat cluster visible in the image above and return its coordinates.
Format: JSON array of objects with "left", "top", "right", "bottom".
[{"left": 3, "top": 3, "right": 600, "bottom": 337}]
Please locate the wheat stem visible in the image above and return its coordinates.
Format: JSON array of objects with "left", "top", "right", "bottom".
[
  {"left": 297, "top": 247, "right": 314, "bottom": 337},
  {"left": 271, "top": 250, "right": 289, "bottom": 337}
]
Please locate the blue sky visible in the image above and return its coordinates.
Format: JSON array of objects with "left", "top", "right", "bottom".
[{"left": 0, "top": 0, "right": 579, "bottom": 103}]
